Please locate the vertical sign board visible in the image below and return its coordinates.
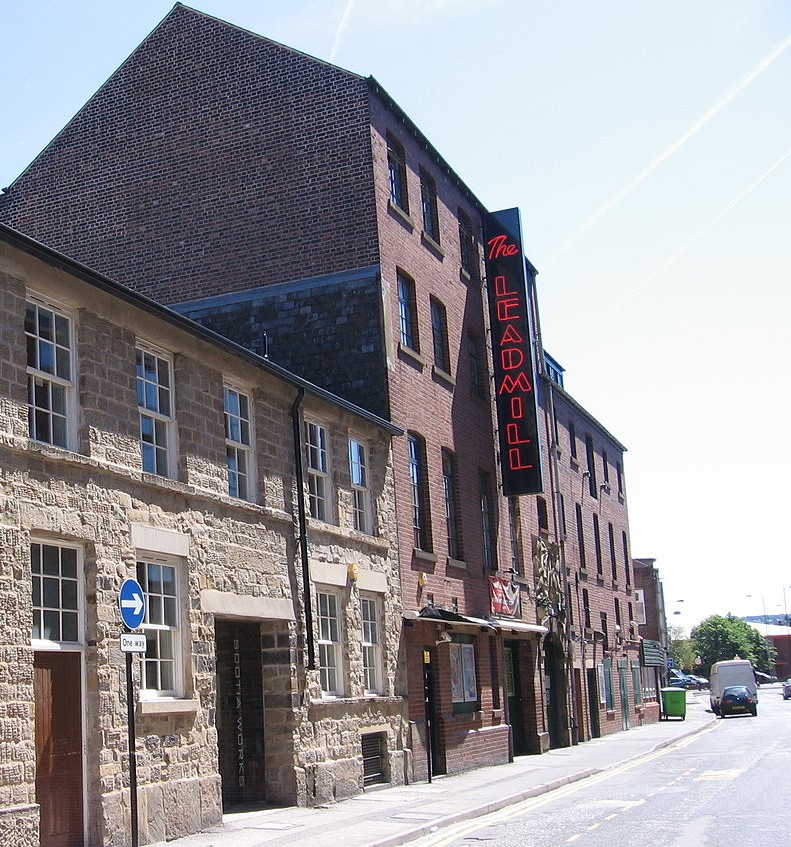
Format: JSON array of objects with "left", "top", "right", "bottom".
[{"left": 483, "top": 209, "right": 544, "bottom": 495}]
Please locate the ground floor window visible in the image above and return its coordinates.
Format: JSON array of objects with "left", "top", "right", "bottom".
[{"left": 450, "top": 639, "right": 478, "bottom": 713}]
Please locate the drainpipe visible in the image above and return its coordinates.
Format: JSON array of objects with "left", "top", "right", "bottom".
[{"left": 291, "top": 388, "right": 315, "bottom": 670}]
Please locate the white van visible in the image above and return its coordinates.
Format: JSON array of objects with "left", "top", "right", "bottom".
[{"left": 709, "top": 659, "right": 756, "bottom": 715}]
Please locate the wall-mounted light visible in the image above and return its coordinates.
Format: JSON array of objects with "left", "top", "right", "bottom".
[
  {"left": 417, "top": 571, "right": 427, "bottom": 587},
  {"left": 347, "top": 562, "right": 358, "bottom": 582}
]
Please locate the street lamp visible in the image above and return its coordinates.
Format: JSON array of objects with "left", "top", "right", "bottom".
[
  {"left": 783, "top": 586, "right": 791, "bottom": 627},
  {"left": 746, "top": 594, "right": 768, "bottom": 627}
]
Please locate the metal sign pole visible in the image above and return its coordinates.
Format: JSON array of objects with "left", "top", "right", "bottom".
[{"left": 125, "top": 647, "right": 139, "bottom": 847}]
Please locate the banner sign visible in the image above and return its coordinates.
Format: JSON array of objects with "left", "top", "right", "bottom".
[
  {"left": 489, "top": 576, "right": 522, "bottom": 618},
  {"left": 483, "top": 210, "right": 543, "bottom": 495},
  {"left": 640, "top": 638, "right": 666, "bottom": 667}
]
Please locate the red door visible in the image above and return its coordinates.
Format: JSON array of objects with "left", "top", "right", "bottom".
[{"left": 34, "top": 651, "right": 84, "bottom": 847}]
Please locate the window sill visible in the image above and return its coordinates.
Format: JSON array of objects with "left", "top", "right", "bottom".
[
  {"left": 447, "top": 556, "right": 467, "bottom": 570},
  {"left": 387, "top": 200, "right": 414, "bottom": 231},
  {"left": 459, "top": 267, "right": 479, "bottom": 285},
  {"left": 413, "top": 548, "right": 437, "bottom": 564},
  {"left": 398, "top": 343, "right": 426, "bottom": 369},
  {"left": 431, "top": 365, "right": 455, "bottom": 388},
  {"left": 138, "top": 697, "right": 199, "bottom": 716},
  {"left": 421, "top": 231, "right": 445, "bottom": 259}
]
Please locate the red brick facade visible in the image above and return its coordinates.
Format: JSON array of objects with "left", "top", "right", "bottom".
[{"left": 0, "top": 3, "right": 655, "bottom": 793}]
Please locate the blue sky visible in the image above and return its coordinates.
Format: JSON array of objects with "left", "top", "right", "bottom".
[{"left": 3, "top": 0, "right": 790, "bottom": 632}]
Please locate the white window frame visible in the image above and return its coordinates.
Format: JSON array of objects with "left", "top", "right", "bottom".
[
  {"left": 224, "top": 384, "right": 254, "bottom": 501},
  {"left": 136, "top": 341, "right": 174, "bottom": 477},
  {"left": 360, "top": 594, "right": 383, "bottom": 695},
  {"left": 349, "top": 437, "right": 371, "bottom": 534},
  {"left": 30, "top": 540, "right": 84, "bottom": 647},
  {"left": 305, "top": 420, "right": 330, "bottom": 522},
  {"left": 25, "top": 294, "right": 76, "bottom": 450},
  {"left": 317, "top": 588, "right": 343, "bottom": 697},
  {"left": 137, "top": 556, "right": 183, "bottom": 699}
]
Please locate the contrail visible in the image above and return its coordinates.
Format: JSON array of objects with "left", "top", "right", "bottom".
[
  {"left": 590, "top": 147, "right": 791, "bottom": 329},
  {"left": 543, "top": 30, "right": 791, "bottom": 268},
  {"left": 329, "top": 0, "right": 355, "bottom": 62}
]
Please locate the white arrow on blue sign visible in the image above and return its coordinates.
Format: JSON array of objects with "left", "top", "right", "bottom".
[{"left": 119, "top": 578, "right": 146, "bottom": 630}]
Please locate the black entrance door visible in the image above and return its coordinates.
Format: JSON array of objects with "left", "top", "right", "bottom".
[
  {"left": 216, "top": 621, "right": 266, "bottom": 806},
  {"left": 423, "top": 648, "right": 445, "bottom": 776},
  {"left": 504, "top": 643, "right": 527, "bottom": 755}
]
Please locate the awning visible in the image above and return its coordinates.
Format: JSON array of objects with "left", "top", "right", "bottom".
[
  {"left": 404, "top": 608, "right": 495, "bottom": 631},
  {"left": 488, "top": 618, "right": 548, "bottom": 636}
]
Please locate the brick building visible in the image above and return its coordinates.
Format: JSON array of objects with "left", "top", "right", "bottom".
[
  {"left": 0, "top": 222, "right": 407, "bottom": 846},
  {"left": 0, "top": 2, "right": 652, "bottom": 792}
]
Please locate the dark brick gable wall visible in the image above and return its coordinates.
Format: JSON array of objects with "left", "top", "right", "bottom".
[
  {"left": 0, "top": 4, "right": 380, "bottom": 304},
  {"left": 176, "top": 266, "right": 391, "bottom": 419}
]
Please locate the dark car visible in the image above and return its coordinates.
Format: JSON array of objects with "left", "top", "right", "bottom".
[
  {"left": 667, "top": 670, "right": 697, "bottom": 689},
  {"left": 782, "top": 678, "right": 791, "bottom": 700},
  {"left": 719, "top": 685, "right": 757, "bottom": 717},
  {"left": 754, "top": 671, "right": 776, "bottom": 686}
]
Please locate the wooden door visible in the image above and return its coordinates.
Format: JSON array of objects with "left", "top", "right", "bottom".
[{"left": 34, "top": 651, "right": 84, "bottom": 847}]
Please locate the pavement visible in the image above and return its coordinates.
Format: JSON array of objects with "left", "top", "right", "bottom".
[{"left": 150, "top": 689, "right": 715, "bottom": 847}]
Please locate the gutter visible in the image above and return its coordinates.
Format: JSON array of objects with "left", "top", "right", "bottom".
[{"left": 291, "top": 388, "right": 315, "bottom": 670}]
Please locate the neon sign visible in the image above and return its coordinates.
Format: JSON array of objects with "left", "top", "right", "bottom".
[{"left": 484, "top": 211, "right": 543, "bottom": 496}]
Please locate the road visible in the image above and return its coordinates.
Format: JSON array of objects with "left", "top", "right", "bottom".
[{"left": 410, "top": 685, "right": 791, "bottom": 847}]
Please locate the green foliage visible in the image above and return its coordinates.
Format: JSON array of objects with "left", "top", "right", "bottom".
[
  {"left": 691, "top": 614, "right": 776, "bottom": 675},
  {"left": 668, "top": 626, "right": 697, "bottom": 671}
]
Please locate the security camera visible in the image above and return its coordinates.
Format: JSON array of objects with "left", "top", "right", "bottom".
[
  {"left": 615, "top": 624, "right": 621, "bottom": 633},
  {"left": 435, "top": 631, "right": 452, "bottom": 645}
]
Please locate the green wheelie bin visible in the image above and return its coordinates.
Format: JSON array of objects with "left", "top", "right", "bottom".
[{"left": 660, "top": 687, "right": 687, "bottom": 720}]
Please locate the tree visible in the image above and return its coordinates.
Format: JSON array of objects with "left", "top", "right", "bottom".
[
  {"left": 691, "top": 614, "right": 776, "bottom": 675},
  {"left": 668, "top": 625, "right": 696, "bottom": 671}
]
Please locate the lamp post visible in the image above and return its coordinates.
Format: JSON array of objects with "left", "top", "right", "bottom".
[
  {"left": 783, "top": 586, "right": 791, "bottom": 627},
  {"left": 746, "top": 594, "right": 768, "bottom": 627}
]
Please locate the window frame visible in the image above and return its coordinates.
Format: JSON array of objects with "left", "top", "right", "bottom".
[
  {"left": 387, "top": 133, "right": 409, "bottom": 213},
  {"left": 479, "top": 471, "right": 496, "bottom": 571},
  {"left": 430, "top": 296, "right": 451, "bottom": 375},
  {"left": 442, "top": 448, "right": 462, "bottom": 560},
  {"left": 449, "top": 640, "right": 479, "bottom": 711},
  {"left": 25, "top": 295, "right": 76, "bottom": 450},
  {"left": 458, "top": 208, "right": 477, "bottom": 278},
  {"left": 349, "top": 437, "right": 372, "bottom": 534},
  {"left": 136, "top": 341, "right": 175, "bottom": 478},
  {"left": 508, "top": 498, "right": 522, "bottom": 575},
  {"left": 305, "top": 419, "right": 330, "bottom": 522},
  {"left": 407, "top": 433, "right": 431, "bottom": 552},
  {"left": 137, "top": 557, "right": 183, "bottom": 699},
  {"left": 224, "top": 384, "right": 254, "bottom": 501},
  {"left": 360, "top": 593, "right": 384, "bottom": 695},
  {"left": 397, "top": 270, "right": 419, "bottom": 352},
  {"left": 317, "top": 588, "right": 343, "bottom": 697},
  {"left": 420, "top": 167, "right": 440, "bottom": 244},
  {"left": 30, "top": 540, "right": 83, "bottom": 647}
]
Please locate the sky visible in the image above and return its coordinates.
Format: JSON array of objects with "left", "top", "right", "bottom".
[{"left": 2, "top": 0, "right": 790, "bottom": 634}]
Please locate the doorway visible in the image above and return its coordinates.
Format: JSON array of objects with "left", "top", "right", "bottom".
[
  {"left": 504, "top": 643, "right": 527, "bottom": 755},
  {"left": 618, "top": 658, "right": 630, "bottom": 730},
  {"left": 586, "top": 668, "right": 601, "bottom": 738},
  {"left": 422, "top": 647, "right": 445, "bottom": 776},
  {"left": 215, "top": 621, "right": 266, "bottom": 806},
  {"left": 543, "top": 634, "right": 568, "bottom": 748},
  {"left": 34, "top": 650, "right": 84, "bottom": 847}
]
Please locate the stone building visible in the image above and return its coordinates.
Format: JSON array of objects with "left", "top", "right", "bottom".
[
  {"left": 0, "top": 2, "right": 650, "bottom": 783},
  {"left": 0, "top": 222, "right": 407, "bottom": 846}
]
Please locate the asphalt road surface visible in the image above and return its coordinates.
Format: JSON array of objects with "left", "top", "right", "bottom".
[{"left": 410, "top": 685, "right": 791, "bottom": 847}]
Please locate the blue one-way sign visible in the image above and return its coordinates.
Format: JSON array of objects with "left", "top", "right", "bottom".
[{"left": 119, "top": 578, "right": 146, "bottom": 630}]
